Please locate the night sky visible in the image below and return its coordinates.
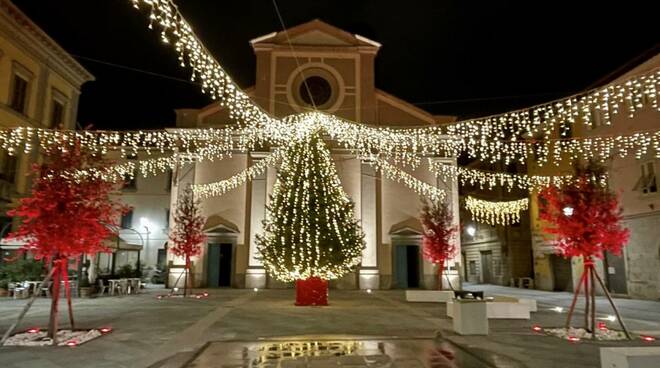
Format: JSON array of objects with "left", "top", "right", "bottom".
[{"left": 12, "top": 0, "right": 658, "bottom": 130}]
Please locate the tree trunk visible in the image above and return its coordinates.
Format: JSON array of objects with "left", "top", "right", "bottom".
[
  {"left": 437, "top": 261, "right": 443, "bottom": 290},
  {"left": 63, "top": 263, "right": 75, "bottom": 330},
  {"left": 0, "top": 264, "right": 56, "bottom": 346},
  {"left": 48, "top": 261, "right": 62, "bottom": 344},
  {"left": 183, "top": 255, "right": 189, "bottom": 297},
  {"left": 584, "top": 264, "right": 591, "bottom": 332},
  {"left": 565, "top": 267, "right": 587, "bottom": 330}
]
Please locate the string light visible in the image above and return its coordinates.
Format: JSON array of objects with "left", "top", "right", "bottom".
[
  {"left": 129, "top": 0, "right": 278, "bottom": 131},
  {"left": 191, "top": 149, "right": 283, "bottom": 199},
  {"left": 257, "top": 131, "right": 365, "bottom": 282},
  {"left": 465, "top": 196, "right": 529, "bottom": 226},
  {"left": 428, "top": 160, "right": 608, "bottom": 192},
  {"left": 368, "top": 158, "right": 445, "bottom": 202}
]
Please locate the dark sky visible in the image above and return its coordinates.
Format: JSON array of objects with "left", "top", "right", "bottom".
[{"left": 13, "top": 0, "right": 659, "bottom": 130}]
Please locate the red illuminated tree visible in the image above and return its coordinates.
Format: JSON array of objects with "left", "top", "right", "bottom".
[
  {"left": 539, "top": 162, "right": 631, "bottom": 338},
  {"left": 420, "top": 199, "right": 458, "bottom": 290},
  {"left": 1, "top": 144, "right": 126, "bottom": 345},
  {"left": 169, "top": 187, "right": 206, "bottom": 297}
]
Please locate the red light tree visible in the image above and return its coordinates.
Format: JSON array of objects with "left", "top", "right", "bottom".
[
  {"left": 169, "top": 186, "right": 206, "bottom": 297},
  {"left": 1, "top": 144, "right": 126, "bottom": 345},
  {"left": 538, "top": 163, "right": 631, "bottom": 338},
  {"left": 420, "top": 199, "right": 458, "bottom": 290}
]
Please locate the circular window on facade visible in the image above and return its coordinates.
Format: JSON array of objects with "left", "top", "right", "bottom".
[
  {"left": 289, "top": 66, "right": 342, "bottom": 111},
  {"left": 299, "top": 76, "right": 332, "bottom": 107}
]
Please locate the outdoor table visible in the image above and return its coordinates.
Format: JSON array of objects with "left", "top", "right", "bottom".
[{"left": 108, "top": 279, "right": 121, "bottom": 296}]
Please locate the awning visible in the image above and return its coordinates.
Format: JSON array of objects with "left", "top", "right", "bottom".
[{"left": 104, "top": 235, "right": 143, "bottom": 252}]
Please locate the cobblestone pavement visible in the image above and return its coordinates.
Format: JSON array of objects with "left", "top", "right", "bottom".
[{"left": 0, "top": 286, "right": 658, "bottom": 368}]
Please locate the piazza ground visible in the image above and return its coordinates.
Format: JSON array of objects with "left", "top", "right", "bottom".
[{"left": 0, "top": 285, "right": 659, "bottom": 368}]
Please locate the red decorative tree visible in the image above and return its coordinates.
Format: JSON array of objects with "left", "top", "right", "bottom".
[
  {"left": 1, "top": 144, "right": 125, "bottom": 345},
  {"left": 169, "top": 187, "right": 206, "bottom": 297},
  {"left": 539, "top": 163, "right": 631, "bottom": 338},
  {"left": 420, "top": 199, "right": 458, "bottom": 290}
]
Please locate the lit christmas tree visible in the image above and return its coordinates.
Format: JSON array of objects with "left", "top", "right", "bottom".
[{"left": 257, "top": 131, "right": 364, "bottom": 305}]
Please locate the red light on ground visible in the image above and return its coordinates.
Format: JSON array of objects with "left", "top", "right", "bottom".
[
  {"left": 597, "top": 322, "right": 608, "bottom": 331},
  {"left": 157, "top": 295, "right": 163, "bottom": 299},
  {"left": 27, "top": 328, "right": 40, "bottom": 333},
  {"left": 532, "top": 325, "right": 542, "bottom": 332},
  {"left": 567, "top": 336, "right": 580, "bottom": 342},
  {"left": 641, "top": 335, "right": 656, "bottom": 342},
  {"left": 195, "top": 295, "right": 202, "bottom": 299},
  {"left": 100, "top": 327, "right": 112, "bottom": 334},
  {"left": 202, "top": 292, "right": 209, "bottom": 297},
  {"left": 66, "top": 340, "right": 78, "bottom": 347}
]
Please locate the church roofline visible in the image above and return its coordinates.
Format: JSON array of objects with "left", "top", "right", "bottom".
[{"left": 250, "top": 19, "right": 381, "bottom": 50}]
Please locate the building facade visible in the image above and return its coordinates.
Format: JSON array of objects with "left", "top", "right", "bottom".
[
  {"left": 528, "top": 52, "right": 660, "bottom": 300},
  {"left": 0, "top": 0, "right": 93, "bottom": 250},
  {"left": 168, "top": 20, "right": 461, "bottom": 290}
]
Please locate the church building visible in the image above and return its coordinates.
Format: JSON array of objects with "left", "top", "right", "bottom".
[{"left": 169, "top": 20, "right": 461, "bottom": 290}]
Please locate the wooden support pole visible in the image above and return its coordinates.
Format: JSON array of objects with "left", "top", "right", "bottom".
[
  {"left": 0, "top": 265, "right": 56, "bottom": 346},
  {"left": 584, "top": 264, "right": 591, "bottom": 332},
  {"left": 565, "top": 268, "right": 587, "bottom": 330},
  {"left": 592, "top": 268, "right": 632, "bottom": 340},
  {"left": 590, "top": 267, "right": 596, "bottom": 336}
]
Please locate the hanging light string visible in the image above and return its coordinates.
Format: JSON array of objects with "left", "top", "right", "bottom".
[
  {"left": 444, "top": 69, "right": 658, "bottom": 143},
  {"left": 465, "top": 196, "right": 529, "bottom": 226},
  {"left": 124, "top": 0, "right": 658, "bottom": 167},
  {"left": 191, "top": 148, "right": 284, "bottom": 199},
  {"left": 428, "top": 160, "right": 608, "bottom": 192},
  {"left": 129, "top": 0, "right": 278, "bottom": 131},
  {"left": 367, "top": 157, "right": 446, "bottom": 202}
]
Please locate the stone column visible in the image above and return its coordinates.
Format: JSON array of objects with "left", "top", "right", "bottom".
[
  {"left": 245, "top": 153, "right": 268, "bottom": 289},
  {"left": 359, "top": 162, "right": 380, "bottom": 289}
]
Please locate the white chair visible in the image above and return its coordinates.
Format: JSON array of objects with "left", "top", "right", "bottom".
[{"left": 97, "top": 279, "right": 109, "bottom": 296}]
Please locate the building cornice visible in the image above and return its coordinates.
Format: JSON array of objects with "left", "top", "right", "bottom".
[{"left": 0, "top": 0, "right": 94, "bottom": 88}]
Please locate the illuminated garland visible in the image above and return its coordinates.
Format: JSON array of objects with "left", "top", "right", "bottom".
[
  {"left": 191, "top": 149, "right": 283, "bottom": 199},
  {"left": 428, "top": 160, "right": 608, "bottom": 192},
  {"left": 129, "top": 0, "right": 277, "bottom": 130},
  {"left": 445, "top": 70, "right": 659, "bottom": 143},
  {"left": 465, "top": 196, "right": 529, "bottom": 226},
  {"left": 368, "top": 158, "right": 446, "bottom": 202}
]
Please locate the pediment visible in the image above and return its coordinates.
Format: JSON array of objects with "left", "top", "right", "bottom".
[{"left": 251, "top": 19, "right": 380, "bottom": 49}]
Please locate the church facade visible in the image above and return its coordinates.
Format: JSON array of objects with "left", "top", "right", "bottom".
[{"left": 168, "top": 20, "right": 461, "bottom": 290}]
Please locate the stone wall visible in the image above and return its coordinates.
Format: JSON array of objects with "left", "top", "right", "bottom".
[{"left": 624, "top": 212, "right": 660, "bottom": 300}]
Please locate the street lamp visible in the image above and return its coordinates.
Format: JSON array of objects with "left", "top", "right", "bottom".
[
  {"left": 466, "top": 225, "right": 476, "bottom": 237},
  {"left": 562, "top": 206, "right": 574, "bottom": 217}
]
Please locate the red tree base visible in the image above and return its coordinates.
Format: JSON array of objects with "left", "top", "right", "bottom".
[{"left": 295, "top": 277, "right": 328, "bottom": 306}]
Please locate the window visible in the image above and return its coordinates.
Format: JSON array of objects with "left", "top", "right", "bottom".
[
  {"left": 635, "top": 161, "right": 657, "bottom": 194},
  {"left": 299, "top": 76, "right": 332, "bottom": 107},
  {"left": 122, "top": 154, "right": 138, "bottom": 190},
  {"left": 0, "top": 151, "right": 17, "bottom": 183},
  {"left": 165, "top": 169, "right": 173, "bottom": 192},
  {"left": 122, "top": 173, "right": 137, "bottom": 190},
  {"left": 50, "top": 99, "right": 65, "bottom": 129},
  {"left": 469, "top": 260, "right": 477, "bottom": 275},
  {"left": 164, "top": 208, "right": 170, "bottom": 229},
  {"left": 10, "top": 74, "right": 28, "bottom": 114},
  {"left": 120, "top": 210, "right": 133, "bottom": 229}
]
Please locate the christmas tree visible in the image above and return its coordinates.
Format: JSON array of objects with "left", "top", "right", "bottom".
[
  {"left": 420, "top": 199, "right": 458, "bottom": 290},
  {"left": 539, "top": 162, "right": 631, "bottom": 339},
  {"left": 257, "top": 131, "right": 364, "bottom": 304},
  {"left": 2, "top": 143, "right": 125, "bottom": 344},
  {"left": 169, "top": 186, "right": 207, "bottom": 297}
]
